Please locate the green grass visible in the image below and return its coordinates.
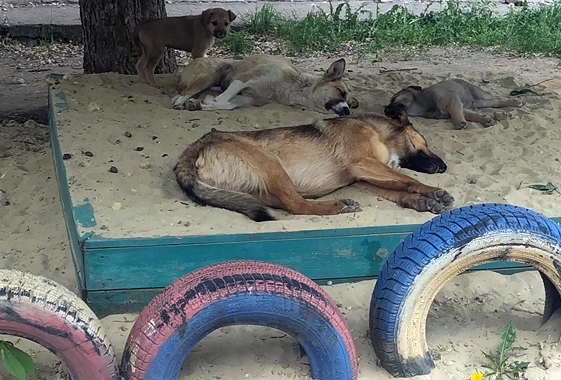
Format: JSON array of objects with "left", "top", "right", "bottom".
[
  {"left": 215, "top": 29, "right": 255, "bottom": 55},
  {"left": 217, "top": 1, "right": 561, "bottom": 56}
]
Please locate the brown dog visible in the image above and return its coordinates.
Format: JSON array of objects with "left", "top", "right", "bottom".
[
  {"left": 384, "top": 79, "right": 523, "bottom": 129},
  {"left": 172, "top": 54, "right": 359, "bottom": 115},
  {"left": 174, "top": 112, "right": 453, "bottom": 221},
  {"left": 134, "top": 8, "right": 236, "bottom": 87}
]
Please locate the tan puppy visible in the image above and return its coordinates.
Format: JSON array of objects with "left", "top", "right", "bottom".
[
  {"left": 172, "top": 54, "right": 359, "bottom": 115},
  {"left": 385, "top": 79, "right": 523, "bottom": 129},
  {"left": 174, "top": 112, "right": 453, "bottom": 221},
  {"left": 134, "top": 8, "right": 236, "bottom": 87}
]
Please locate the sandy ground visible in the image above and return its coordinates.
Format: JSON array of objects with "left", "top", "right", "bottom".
[
  {"left": 2, "top": 47, "right": 561, "bottom": 379},
  {"left": 51, "top": 48, "right": 561, "bottom": 238}
]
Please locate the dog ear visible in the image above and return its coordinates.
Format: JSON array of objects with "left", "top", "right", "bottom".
[
  {"left": 408, "top": 85, "right": 423, "bottom": 91},
  {"left": 228, "top": 10, "right": 237, "bottom": 21},
  {"left": 202, "top": 9, "right": 214, "bottom": 24},
  {"left": 325, "top": 58, "right": 346, "bottom": 81},
  {"left": 349, "top": 97, "right": 359, "bottom": 109},
  {"left": 384, "top": 104, "right": 406, "bottom": 120},
  {"left": 396, "top": 109, "right": 410, "bottom": 125}
]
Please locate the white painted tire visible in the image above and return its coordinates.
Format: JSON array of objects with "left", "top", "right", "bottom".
[{"left": 370, "top": 203, "right": 561, "bottom": 377}]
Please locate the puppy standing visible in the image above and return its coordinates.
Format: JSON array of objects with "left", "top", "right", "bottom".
[
  {"left": 134, "top": 8, "right": 236, "bottom": 87},
  {"left": 385, "top": 79, "right": 523, "bottom": 129}
]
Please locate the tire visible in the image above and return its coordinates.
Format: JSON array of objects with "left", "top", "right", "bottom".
[
  {"left": 0, "top": 268, "right": 119, "bottom": 379},
  {"left": 121, "top": 260, "right": 358, "bottom": 380},
  {"left": 369, "top": 203, "right": 561, "bottom": 377}
]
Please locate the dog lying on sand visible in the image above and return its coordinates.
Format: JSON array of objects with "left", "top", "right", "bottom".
[
  {"left": 172, "top": 54, "right": 359, "bottom": 115},
  {"left": 174, "top": 111, "right": 453, "bottom": 221},
  {"left": 384, "top": 79, "right": 523, "bottom": 129}
]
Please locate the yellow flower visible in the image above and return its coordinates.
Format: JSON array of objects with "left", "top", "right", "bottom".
[{"left": 471, "top": 371, "right": 484, "bottom": 380}]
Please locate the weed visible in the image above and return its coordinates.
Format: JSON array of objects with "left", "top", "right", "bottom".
[
  {"left": 479, "top": 321, "right": 529, "bottom": 379},
  {"left": 223, "top": 1, "right": 561, "bottom": 56},
  {"left": 215, "top": 29, "right": 255, "bottom": 55},
  {"left": 245, "top": 4, "right": 282, "bottom": 35},
  {"left": 0, "top": 341, "right": 35, "bottom": 380}
]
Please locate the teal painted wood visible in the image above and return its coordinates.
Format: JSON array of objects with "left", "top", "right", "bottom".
[
  {"left": 74, "top": 198, "right": 97, "bottom": 228},
  {"left": 84, "top": 222, "right": 422, "bottom": 249},
  {"left": 87, "top": 288, "right": 161, "bottom": 318},
  {"left": 84, "top": 231, "right": 407, "bottom": 290},
  {"left": 83, "top": 213, "right": 561, "bottom": 292},
  {"left": 48, "top": 85, "right": 86, "bottom": 295}
]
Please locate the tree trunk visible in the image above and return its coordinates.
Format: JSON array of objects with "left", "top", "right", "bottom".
[{"left": 79, "top": 0, "right": 177, "bottom": 75}]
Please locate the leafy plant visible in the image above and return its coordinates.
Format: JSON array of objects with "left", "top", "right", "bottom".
[
  {"left": 0, "top": 341, "right": 35, "bottom": 380},
  {"left": 215, "top": 29, "right": 255, "bottom": 55},
  {"left": 232, "top": 1, "right": 561, "bottom": 55},
  {"left": 480, "top": 322, "right": 529, "bottom": 379}
]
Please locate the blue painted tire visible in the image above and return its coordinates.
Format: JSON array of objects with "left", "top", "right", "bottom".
[
  {"left": 122, "top": 260, "right": 358, "bottom": 380},
  {"left": 369, "top": 203, "right": 561, "bottom": 377}
]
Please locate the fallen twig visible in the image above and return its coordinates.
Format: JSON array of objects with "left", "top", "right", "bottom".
[{"left": 379, "top": 67, "right": 418, "bottom": 74}]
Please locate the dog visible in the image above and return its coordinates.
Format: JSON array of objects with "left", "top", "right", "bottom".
[
  {"left": 384, "top": 79, "right": 523, "bottom": 129},
  {"left": 174, "top": 111, "right": 453, "bottom": 221},
  {"left": 134, "top": 8, "right": 236, "bottom": 87},
  {"left": 171, "top": 54, "right": 360, "bottom": 115}
]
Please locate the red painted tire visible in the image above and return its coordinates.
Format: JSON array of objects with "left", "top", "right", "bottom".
[
  {"left": 122, "top": 260, "right": 358, "bottom": 380},
  {"left": 0, "top": 269, "right": 119, "bottom": 379}
]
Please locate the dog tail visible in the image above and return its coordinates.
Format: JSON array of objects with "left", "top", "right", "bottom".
[{"left": 174, "top": 155, "right": 275, "bottom": 222}]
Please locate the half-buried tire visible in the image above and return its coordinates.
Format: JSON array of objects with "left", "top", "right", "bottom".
[
  {"left": 121, "top": 260, "right": 358, "bottom": 380},
  {"left": 0, "top": 268, "right": 119, "bottom": 379},
  {"left": 370, "top": 203, "right": 561, "bottom": 377}
]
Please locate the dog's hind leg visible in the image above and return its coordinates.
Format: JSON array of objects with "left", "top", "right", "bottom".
[
  {"left": 135, "top": 50, "right": 149, "bottom": 84},
  {"left": 143, "top": 46, "right": 165, "bottom": 87},
  {"left": 262, "top": 175, "right": 362, "bottom": 216},
  {"left": 347, "top": 158, "right": 453, "bottom": 213},
  {"left": 448, "top": 98, "right": 468, "bottom": 130},
  {"left": 202, "top": 79, "right": 254, "bottom": 107},
  {"left": 173, "top": 59, "right": 226, "bottom": 109},
  {"left": 471, "top": 97, "right": 524, "bottom": 109},
  {"left": 173, "top": 77, "right": 219, "bottom": 110},
  {"left": 247, "top": 151, "right": 361, "bottom": 216},
  {"left": 463, "top": 110, "right": 496, "bottom": 128},
  {"left": 200, "top": 95, "right": 252, "bottom": 111}
]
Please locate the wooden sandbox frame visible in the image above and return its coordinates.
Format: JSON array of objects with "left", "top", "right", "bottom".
[{"left": 47, "top": 76, "right": 560, "bottom": 317}]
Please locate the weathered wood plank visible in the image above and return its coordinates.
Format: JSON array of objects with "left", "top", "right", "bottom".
[
  {"left": 85, "top": 231, "right": 409, "bottom": 290},
  {"left": 48, "top": 86, "right": 87, "bottom": 295}
]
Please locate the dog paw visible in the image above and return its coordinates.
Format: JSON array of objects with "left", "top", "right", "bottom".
[
  {"left": 171, "top": 95, "right": 185, "bottom": 110},
  {"left": 335, "top": 199, "right": 362, "bottom": 214},
  {"left": 434, "top": 189, "right": 454, "bottom": 207},
  {"left": 481, "top": 117, "right": 496, "bottom": 128},
  {"left": 417, "top": 199, "right": 447, "bottom": 214},
  {"left": 423, "top": 189, "right": 454, "bottom": 207},
  {"left": 456, "top": 121, "right": 467, "bottom": 130},
  {"left": 187, "top": 99, "right": 202, "bottom": 111}
]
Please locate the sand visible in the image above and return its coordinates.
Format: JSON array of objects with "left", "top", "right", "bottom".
[
  {"left": 51, "top": 49, "right": 561, "bottom": 239},
  {"left": 1, "top": 47, "right": 561, "bottom": 379}
]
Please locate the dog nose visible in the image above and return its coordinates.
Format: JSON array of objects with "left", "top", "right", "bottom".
[
  {"left": 215, "top": 30, "right": 226, "bottom": 38},
  {"left": 435, "top": 160, "right": 447, "bottom": 173},
  {"left": 342, "top": 107, "right": 350, "bottom": 115}
]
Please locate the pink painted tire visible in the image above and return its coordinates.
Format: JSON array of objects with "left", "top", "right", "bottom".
[
  {"left": 0, "top": 268, "right": 119, "bottom": 380},
  {"left": 122, "top": 260, "right": 358, "bottom": 380}
]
